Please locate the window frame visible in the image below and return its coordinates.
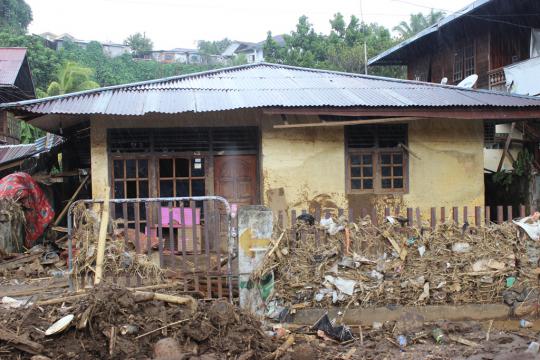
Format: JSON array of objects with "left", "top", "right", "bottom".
[
  {"left": 345, "top": 125, "right": 409, "bottom": 195},
  {"left": 453, "top": 42, "right": 476, "bottom": 84}
]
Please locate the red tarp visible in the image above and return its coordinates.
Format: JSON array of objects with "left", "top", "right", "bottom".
[{"left": 0, "top": 172, "right": 54, "bottom": 247}]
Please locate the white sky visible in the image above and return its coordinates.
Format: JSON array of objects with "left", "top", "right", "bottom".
[{"left": 26, "top": 0, "right": 473, "bottom": 50}]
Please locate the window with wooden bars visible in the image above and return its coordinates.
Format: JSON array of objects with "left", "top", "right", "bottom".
[
  {"left": 158, "top": 157, "right": 206, "bottom": 207},
  {"left": 453, "top": 42, "right": 475, "bottom": 83},
  {"left": 346, "top": 124, "right": 408, "bottom": 194},
  {"left": 112, "top": 158, "right": 150, "bottom": 223}
]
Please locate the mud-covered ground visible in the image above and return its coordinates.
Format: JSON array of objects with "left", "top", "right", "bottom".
[{"left": 0, "top": 286, "right": 538, "bottom": 359}]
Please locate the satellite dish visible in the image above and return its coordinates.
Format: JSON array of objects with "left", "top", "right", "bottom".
[
  {"left": 440, "top": 77, "right": 448, "bottom": 85},
  {"left": 457, "top": 74, "right": 478, "bottom": 88}
]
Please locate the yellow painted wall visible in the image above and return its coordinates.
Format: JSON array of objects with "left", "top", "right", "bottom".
[
  {"left": 89, "top": 111, "right": 485, "bottom": 217},
  {"left": 261, "top": 120, "right": 347, "bottom": 215},
  {"left": 403, "top": 119, "right": 485, "bottom": 212}
]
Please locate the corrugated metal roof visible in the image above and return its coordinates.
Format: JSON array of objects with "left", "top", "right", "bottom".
[
  {"left": 3, "top": 62, "right": 540, "bottom": 119},
  {"left": 0, "top": 48, "right": 28, "bottom": 86},
  {"left": 368, "top": 0, "right": 492, "bottom": 65},
  {"left": 0, "top": 134, "right": 64, "bottom": 166}
]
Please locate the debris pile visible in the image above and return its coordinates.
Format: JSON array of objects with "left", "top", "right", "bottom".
[
  {"left": 253, "top": 217, "right": 537, "bottom": 309},
  {"left": 0, "top": 284, "right": 277, "bottom": 359}
]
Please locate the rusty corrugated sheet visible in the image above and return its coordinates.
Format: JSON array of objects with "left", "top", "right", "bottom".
[
  {"left": 4, "top": 62, "right": 540, "bottom": 118},
  {"left": 0, "top": 134, "right": 64, "bottom": 166},
  {"left": 0, "top": 48, "right": 28, "bottom": 86}
]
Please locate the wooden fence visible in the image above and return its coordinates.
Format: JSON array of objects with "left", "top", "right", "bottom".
[{"left": 276, "top": 204, "right": 532, "bottom": 229}]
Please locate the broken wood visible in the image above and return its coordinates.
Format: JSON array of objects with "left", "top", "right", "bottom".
[
  {"left": 0, "top": 253, "right": 41, "bottom": 273},
  {"left": 36, "top": 294, "right": 87, "bottom": 306},
  {"left": 134, "top": 318, "right": 189, "bottom": 339},
  {"left": 94, "top": 188, "right": 110, "bottom": 285},
  {"left": 132, "top": 291, "right": 198, "bottom": 312},
  {"left": 0, "top": 282, "right": 68, "bottom": 298},
  {"left": 263, "top": 334, "right": 294, "bottom": 360},
  {"left": 0, "top": 327, "right": 44, "bottom": 354},
  {"left": 53, "top": 175, "right": 89, "bottom": 226},
  {"left": 497, "top": 122, "right": 516, "bottom": 172},
  {"left": 109, "top": 326, "right": 117, "bottom": 356},
  {"left": 448, "top": 334, "right": 478, "bottom": 347},
  {"left": 273, "top": 116, "right": 420, "bottom": 129}
]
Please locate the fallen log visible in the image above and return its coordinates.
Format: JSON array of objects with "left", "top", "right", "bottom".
[{"left": 0, "top": 327, "right": 44, "bottom": 354}]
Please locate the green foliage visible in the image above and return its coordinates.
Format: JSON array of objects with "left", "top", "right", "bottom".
[
  {"left": 264, "top": 14, "right": 405, "bottom": 78},
  {"left": 46, "top": 61, "right": 100, "bottom": 96},
  {"left": 19, "top": 121, "right": 43, "bottom": 144},
  {"left": 0, "top": 0, "right": 32, "bottom": 33},
  {"left": 124, "top": 32, "right": 153, "bottom": 56},
  {"left": 492, "top": 149, "right": 534, "bottom": 189},
  {"left": 197, "top": 38, "right": 231, "bottom": 55},
  {"left": 393, "top": 9, "right": 445, "bottom": 39}
]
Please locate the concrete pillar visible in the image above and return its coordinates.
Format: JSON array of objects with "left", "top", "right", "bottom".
[{"left": 238, "top": 205, "right": 273, "bottom": 312}]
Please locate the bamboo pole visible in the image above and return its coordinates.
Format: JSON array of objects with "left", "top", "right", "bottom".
[{"left": 94, "top": 188, "right": 110, "bottom": 285}]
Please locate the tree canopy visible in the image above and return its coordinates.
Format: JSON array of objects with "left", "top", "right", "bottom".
[
  {"left": 197, "top": 38, "right": 232, "bottom": 55},
  {"left": 124, "top": 32, "right": 153, "bottom": 56},
  {"left": 393, "top": 9, "right": 445, "bottom": 39},
  {"left": 264, "top": 13, "right": 403, "bottom": 77},
  {"left": 0, "top": 0, "right": 32, "bottom": 33},
  {"left": 46, "top": 61, "right": 100, "bottom": 96}
]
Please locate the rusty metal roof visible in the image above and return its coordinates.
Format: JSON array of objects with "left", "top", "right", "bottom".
[
  {"left": 0, "top": 134, "right": 64, "bottom": 166},
  {"left": 0, "top": 48, "right": 28, "bottom": 86},
  {"left": 3, "top": 62, "right": 540, "bottom": 119}
]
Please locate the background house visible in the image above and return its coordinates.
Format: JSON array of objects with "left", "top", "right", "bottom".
[
  {"left": 0, "top": 48, "right": 35, "bottom": 145},
  {"left": 142, "top": 48, "right": 207, "bottom": 64},
  {"left": 39, "top": 32, "right": 131, "bottom": 58},
  {"left": 368, "top": 0, "right": 540, "bottom": 95},
  {"left": 4, "top": 63, "right": 540, "bottom": 223},
  {"left": 222, "top": 35, "right": 285, "bottom": 63}
]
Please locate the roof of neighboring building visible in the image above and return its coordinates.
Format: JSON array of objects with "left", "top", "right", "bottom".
[
  {"left": 0, "top": 48, "right": 29, "bottom": 86},
  {"left": 0, "top": 48, "right": 35, "bottom": 101},
  {"left": 0, "top": 133, "right": 64, "bottom": 167},
  {"left": 368, "top": 0, "right": 492, "bottom": 65},
  {"left": 3, "top": 62, "right": 540, "bottom": 131}
]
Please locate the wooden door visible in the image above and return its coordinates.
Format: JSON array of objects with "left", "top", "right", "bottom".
[{"left": 214, "top": 155, "right": 257, "bottom": 206}]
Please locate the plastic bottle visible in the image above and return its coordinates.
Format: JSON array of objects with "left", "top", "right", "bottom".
[
  {"left": 432, "top": 328, "right": 444, "bottom": 343},
  {"left": 396, "top": 335, "right": 407, "bottom": 348}
]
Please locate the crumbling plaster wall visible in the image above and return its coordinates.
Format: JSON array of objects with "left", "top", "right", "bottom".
[{"left": 260, "top": 115, "right": 347, "bottom": 215}]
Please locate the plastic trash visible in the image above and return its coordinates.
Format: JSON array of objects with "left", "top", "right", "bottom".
[
  {"left": 513, "top": 213, "right": 540, "bottom": 241},
  {"left": 452, "top": 242, "right": 471, "bottom": 253},
  {"left": 526, "top": 341, "right": 540, "bottom": 354},
  {"left": 418, "top": 245, "right": 426, "bottom": 257},
  {"left": 396, "top": 335, "right": 407, "bottom": 348},
  {"left": 506, "top": 277, "right": 516, "bottom": 288},
  {"left": 520, "top": 319, "right": 533, "bottom": 328},
  {"left": 311, "top": 313, "right": 353, "bottom": 342},
  {"left": 372, "top": 321, "right": 383, "bottom": 330}
]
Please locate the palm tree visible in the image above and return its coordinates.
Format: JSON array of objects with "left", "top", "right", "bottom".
[
  {"left": 393, "top": 10, "right": 445, "bottom": 39},
  {"left": 46, "top": 61, "right": 100, "bottom": 96}
]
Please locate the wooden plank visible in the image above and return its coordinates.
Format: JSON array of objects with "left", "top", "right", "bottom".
[
  {"left": 263, "top": 107, "right": 540, "bottom": 120},
  {"left": 416, "top": 207, "right": 421, "bottom": 228},
  {"left": 157, "top": 201, "right": 164, "bottom": 268},
  {"left": 0, "top": 327, "right": 44, "bottom": 355},
  {"left": 441, "top": 207, "right": 446, "bottom": 224},
  {"left": 371, "top": 208, "right": 378, "bottom": 225},
  {"left": 407, "top": 208, "right": 413, "bottom": 226},
  {"left": 190, "top": 201, "right": 199, "bottom": 292},
  {"left": 95, "top": 189, "right": 110, "bottom": 285},
  {"left": 452, "top": 207, "right": 458, "bottom": 224},
  {"left": 273, "top": 116, "right": 421, "bottom": 128},
  {"left": 180, "top": 202, "right": 187, "bottom": 292},
  {"left": 485, "top": 206, "right": 491, "bottom": 225},
  {"left": 507, "top": 205, "right": 513, "bottom": 222},
  {"left": 54, "top": 175, "right": 90, "bottom": 226},
  {"left": 475, "top": 206, "right": 481, "bottom": 227},
  {"left": 497, "top": 122, "right": 516, "bottom": 172},
  {"left": 430, "top": 207, "right": 436, "bottom": 228},
  {"left": 497, "top": 206, "right": 503, "bottom": 224},
  {"left": 203, "top": 201, "right": 211, "bottom": 298},
  {"left": 463, "top": 206, "right": 468, "bottom": 224},
  {"left": 168, "top": 202, "right": 175, "bottom": 269},
  {"left": 520, "top": 204, "right": 526, "bottom": 218}
]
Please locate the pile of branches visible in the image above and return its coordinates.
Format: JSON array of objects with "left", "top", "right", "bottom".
[
  {"left": 253, "top": 217, "right": 536, "bottom": 308},
  {"left": 71, "top": 203, "right": 163, "bottom": 285}
]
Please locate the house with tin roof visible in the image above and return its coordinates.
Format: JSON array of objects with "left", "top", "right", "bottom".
[{"left": 3, "top": 62, "right": 540, "bottom": 220}]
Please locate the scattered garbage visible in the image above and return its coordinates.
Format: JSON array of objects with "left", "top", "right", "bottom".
[
  {"left": 311, "top": 313, "right": 354, "bottom": 342},
  {"left": 526, "top": 341, "right": 540, "bottom": 354},
  {"left": 396, "top": 334, "right": 408, "bottom": 348},
  {"left": 45, "top": 314, "right": 75, "bottom": 336},
  {"left": 519, "top": 319, "right": 533, "bottom": 328}
]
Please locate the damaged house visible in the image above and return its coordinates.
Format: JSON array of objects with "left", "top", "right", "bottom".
[{"left": 3, "top": 62, "right": 540, "bottom": 221}]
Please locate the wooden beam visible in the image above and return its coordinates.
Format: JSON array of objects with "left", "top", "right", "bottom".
[
  {"left": 94, "top": 188, "right": 110, "bottom": 285},
  {"left": 497, "top": 122, "right": 516, "bottom": 172},
  {"left": 263, "top": 107, "right": 540, "bottom": 120},
  {"left": 53, "top": 175, "right": 89, "bottom": 226},
  {"left": 273, "top": 116, "right": 420, "bottom": 129}
]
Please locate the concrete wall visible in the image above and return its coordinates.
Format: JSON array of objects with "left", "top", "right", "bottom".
[{"left": 89, "top": 111, "right": 485, "bottom": 217}]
